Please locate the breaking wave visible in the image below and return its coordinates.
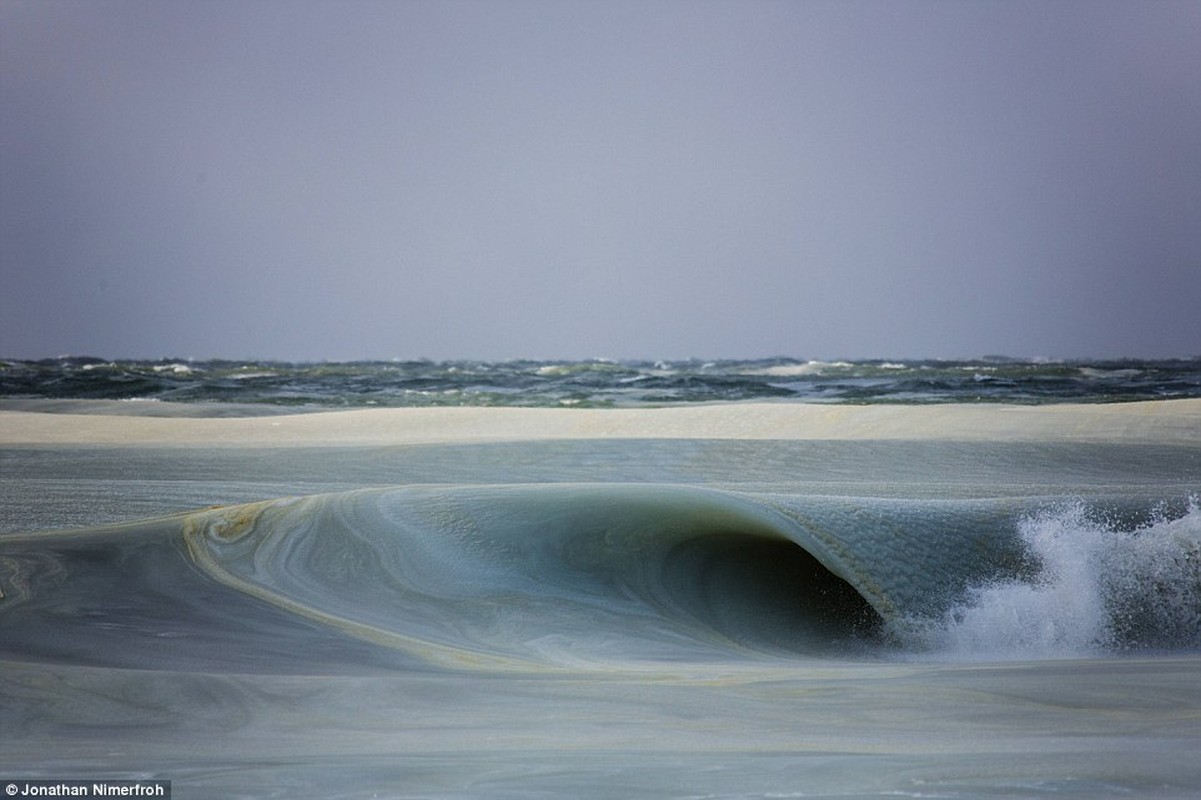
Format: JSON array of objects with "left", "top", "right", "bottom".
[
  {"left": 4, "top": 485, "right": 1196, "bottom": 673},
  {"left": 172, "top": 486, "right": 1201, "bottom": 668}
]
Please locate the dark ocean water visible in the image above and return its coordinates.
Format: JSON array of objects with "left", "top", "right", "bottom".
[{"left": 3, "top": 356, "right": 1199, "bottom": 408}]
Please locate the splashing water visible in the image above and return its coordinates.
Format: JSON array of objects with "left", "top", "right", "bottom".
[{"left": 910, "top": 499, "right": 1201, "bottom": 659}]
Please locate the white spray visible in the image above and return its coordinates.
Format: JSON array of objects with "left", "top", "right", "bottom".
[{"left": 908, "top": 499, "right": 1200, "bottom": 659}]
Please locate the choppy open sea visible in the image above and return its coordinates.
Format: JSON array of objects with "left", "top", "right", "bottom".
[
  {"left": 2, "top": 357, "right": 1199, "bottom": 799},
  {"left": 3, "top": 355, "right": 1200, "bottom": 408}
]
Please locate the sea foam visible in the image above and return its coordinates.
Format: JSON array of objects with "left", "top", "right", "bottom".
[{"left": 911, "top": 500, "right": 1201, "bottom": 659}]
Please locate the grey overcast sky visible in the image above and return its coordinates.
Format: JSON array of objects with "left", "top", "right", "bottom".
[{"left": 2, "top": 0, "right": 1199, "bottom": 361}]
